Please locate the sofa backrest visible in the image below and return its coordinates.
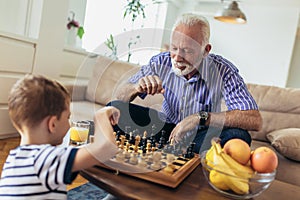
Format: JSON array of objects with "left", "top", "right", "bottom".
[
  {"left": 86, "top": 55, "right": 163, "bottom": 108},
  {"left": 247, "top": 83, "right": 300, "bottom": 142},
  {"left": 86, "top": 56, "right": 300, "bottom": 142}
]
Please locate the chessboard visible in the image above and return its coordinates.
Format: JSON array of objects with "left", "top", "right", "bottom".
[{"left": 94, "top": 126, "right": 201, "bottom": 188}]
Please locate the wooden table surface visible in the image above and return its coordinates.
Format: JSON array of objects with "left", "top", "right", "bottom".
[{"left": 81, "top": 165, "right": 300, "bottom": 200}]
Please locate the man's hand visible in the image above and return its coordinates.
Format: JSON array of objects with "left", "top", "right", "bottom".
[
  {"left": 135, "top": 75, "right": 165, "bottom": 95},
  {"left": 169, "top": 114, "right": 199, "bottom": 143}
]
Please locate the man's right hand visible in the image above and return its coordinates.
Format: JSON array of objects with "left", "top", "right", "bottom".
[{"left": 135, "top": 75, "right": 165, "bottom": 95}]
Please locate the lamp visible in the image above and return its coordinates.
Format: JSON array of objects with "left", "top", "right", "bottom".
[{"left": 214, "top": 1, "right": 247, "bottom": 24}]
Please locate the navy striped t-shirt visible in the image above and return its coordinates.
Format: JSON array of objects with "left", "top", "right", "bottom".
[
  {"left": 129, "top": 52, "right": 258, "bottom": 124},
  {"left": 0, "top": 144, "right": 78, "bottom": 199}
]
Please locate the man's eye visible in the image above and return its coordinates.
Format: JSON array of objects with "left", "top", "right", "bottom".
[{"left": 183, "top": 49, "right": 194, "bottom": 54}]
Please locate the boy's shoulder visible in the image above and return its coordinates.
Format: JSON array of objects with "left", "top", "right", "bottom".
[{"left": 10, "top": 144, "right": 75, "bottom": 156}]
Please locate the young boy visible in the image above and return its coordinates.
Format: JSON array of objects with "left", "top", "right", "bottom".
[{"left": 0, "top": 74, "right": 119, "bottom": 199}]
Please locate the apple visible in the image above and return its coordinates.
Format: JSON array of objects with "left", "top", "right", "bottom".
[
  {"left": 251, "top": 146, "right": 278, "bottom": 173},
  {"left": 223, "top": 138, "right": 251, "bottom": 165}
]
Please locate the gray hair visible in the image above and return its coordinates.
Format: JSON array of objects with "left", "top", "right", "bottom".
[{"left": 172, "top": 13, "right": 210, "bottom": 45}]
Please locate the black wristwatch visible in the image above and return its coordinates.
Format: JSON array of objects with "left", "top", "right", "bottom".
[{"left": 198, "top": 111, "right": 209, "bottom": 126}]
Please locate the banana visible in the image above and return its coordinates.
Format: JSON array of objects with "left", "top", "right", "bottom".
[
  {"left": 219, "top": 151, "right": 254, "bottom": 178},
  {"left": 205, "top": 144, "right": 215, "bottom": 168},
  {"left": 209, "top": 169, "right": 230, "bottom": 191},
  {"left": 206, "top": 140, "right": 250, "bottom": 195}
]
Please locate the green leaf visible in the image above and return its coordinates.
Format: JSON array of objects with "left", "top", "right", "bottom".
[{"left": 77, "top": 27, "right": 85, "bottom": 39}]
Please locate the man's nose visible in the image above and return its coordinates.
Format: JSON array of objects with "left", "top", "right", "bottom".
[{"left": 173, "top": 50, "right": 184, "bottom": 62}]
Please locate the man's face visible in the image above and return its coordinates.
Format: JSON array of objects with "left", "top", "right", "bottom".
[{"left": 170, "top": 24, "right": 208, "bottom": 77}]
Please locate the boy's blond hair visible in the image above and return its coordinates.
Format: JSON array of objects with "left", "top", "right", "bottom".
[{"left": 8, "top": 74, "right": 70, "bottom": 131}]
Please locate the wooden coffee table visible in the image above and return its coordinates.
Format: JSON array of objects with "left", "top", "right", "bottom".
[{"left": 80, "top": 165, "right": 300, "bottom": 200}]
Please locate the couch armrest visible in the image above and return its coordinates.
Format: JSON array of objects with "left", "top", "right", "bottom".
[{"left": 62, "top": 80, "right": 88, "bottom": 101}]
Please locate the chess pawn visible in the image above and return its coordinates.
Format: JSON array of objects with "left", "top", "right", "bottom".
[
  {"left": 150, "top": 151, "right": 162, "bottom": 170},
  {"left": 134, "top": 135, "right": 141, "bottom": 153},
  {"left": 115, "top": 149, "right": 125, "bottom": 162},
  {"left": 124, "top": 143, "right": 131, "bottom": 159},
  {"left": 137, "top": 155, "right": 148, "bottom": 168},
  {"left": 120, "top": 135, "right": 126, "bottom": 150},
  {"left": 129, "top": 152, "right": 138, "bottom": 165}
]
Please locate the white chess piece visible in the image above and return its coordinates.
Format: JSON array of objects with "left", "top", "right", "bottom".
[
  {"left": 150, "top": 151, "right": 162, "bottom": 170},
  {"left": 129, "top": 153, "right": 138, "bottom": 165},
  {"left": 138, "top": 155, "right": 148, "bottom": 168}
]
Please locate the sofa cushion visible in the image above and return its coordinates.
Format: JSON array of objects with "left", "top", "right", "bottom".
[
  {"left": 266, "top": 128, "right": 300, "bottom": 161},
  {"left": 247, "top": 84, "right": 300, "bottom": 142},
  {"left": 247, "top": 83, "right": 300, "bottom": 114},
  {"left": 70, "top": 101, "right": 104, "bottom": 121},
  {"left": 249, "top": 111, "right": 300, "bottom": 142},
  {"left": 86, "top": 55, "right": 139, "bottom": 105}
]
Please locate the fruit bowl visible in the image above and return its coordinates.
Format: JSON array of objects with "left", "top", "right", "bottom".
[{"left": 201, "top": 150, "right": 276, "bottom": 199}]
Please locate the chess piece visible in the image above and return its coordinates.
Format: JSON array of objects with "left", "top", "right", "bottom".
[
  {"left": 150, "top": 151, "right": 162, "bottom": 170},
  {"left": 184, "top": 142, "right": 195, "bottom": 158},
  {"left": 124, "top": 142, "right": 131, "bottom": 159},
  {"left": 115, "top": 149, "right": 125, "bottom": 162},
  {"left": 138, "top": 155, "right": 148, "bottom": 168},
  {"left": 120, "top": 135, "right": 126, "bottom": 150},
  {"left": 134, "top": 135, "right": 141, "bottom": 153},
  {"left": 158, "top": 136, "right": 165, "bottom": 149},
  {"left": 129, "top": 152, "right": 138, "bottom": 165}
]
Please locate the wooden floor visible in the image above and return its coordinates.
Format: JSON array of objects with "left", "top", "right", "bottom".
[{"left": 0, "top": 136, "right": 88, "bottom": 190}]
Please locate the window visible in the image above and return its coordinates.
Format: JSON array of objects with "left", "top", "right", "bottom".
[
  {"left": 0, "top": 0, "right": 42, "bottom": 39},
  {"left": 83, "top": 0, "right": 167, "bottom": 64}
]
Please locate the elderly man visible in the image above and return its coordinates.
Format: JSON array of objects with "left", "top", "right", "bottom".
[{"left": 108, "top": 13, "right": 262, "bottom": 153}]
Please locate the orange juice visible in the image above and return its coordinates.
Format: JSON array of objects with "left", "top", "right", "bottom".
[{"left": 70, "top": 127, "right": 89, "bottom": 144}]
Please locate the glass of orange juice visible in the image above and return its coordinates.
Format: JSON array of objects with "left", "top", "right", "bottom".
[{"left": 70, "top": 121, "right": 90, "bottom": 146}]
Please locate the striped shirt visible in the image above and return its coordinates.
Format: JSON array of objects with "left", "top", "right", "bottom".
[
  {"left": 0, "top": 145, "right": 78, "bottom": 200},
  {"left": 129, "top": 52, "right": 258, "bottom": 124}
]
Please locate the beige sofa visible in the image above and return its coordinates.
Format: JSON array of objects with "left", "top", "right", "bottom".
[{"left": 65, "top": 55, "right": 300, "bottom": 187}]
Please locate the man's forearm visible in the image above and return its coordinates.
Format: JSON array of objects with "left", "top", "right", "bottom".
[{"left": 208, "top": 110, "right": 262, "bottom": 131}]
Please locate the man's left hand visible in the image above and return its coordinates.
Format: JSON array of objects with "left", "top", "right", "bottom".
[{"left": 168, "top": 114, "right": 199, "bottom": 143}]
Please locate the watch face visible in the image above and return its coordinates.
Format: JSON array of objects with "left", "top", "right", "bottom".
[{"left": 200, "top": 111, "right": 208, "bottom": 119}]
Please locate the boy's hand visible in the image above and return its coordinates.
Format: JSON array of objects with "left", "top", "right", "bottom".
[
  {"left": 84, "top": 106, "right": 120, "bottom": 162},
  {"left": 94, "top": 106, "right": 120, "bottom": 126}
]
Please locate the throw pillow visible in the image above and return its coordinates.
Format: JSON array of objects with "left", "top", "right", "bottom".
[{"left": 267, "top": 128, "right": 300, "bottom": 161}]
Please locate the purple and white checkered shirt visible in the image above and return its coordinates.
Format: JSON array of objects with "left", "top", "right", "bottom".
[{"left": 129, "top": 52, "right": 258, "bottom": 124}]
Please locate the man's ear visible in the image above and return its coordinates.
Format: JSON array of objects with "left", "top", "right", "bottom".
[
  {"left": 203, "top": 44, "right": 212, "bottom": 57},
  {"left": 48, "top": 116, "right": 57, "bottom": 133}
]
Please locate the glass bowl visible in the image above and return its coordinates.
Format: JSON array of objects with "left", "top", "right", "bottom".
[{"left": 200, "top": 151, "right": 276, "bottom": 199}]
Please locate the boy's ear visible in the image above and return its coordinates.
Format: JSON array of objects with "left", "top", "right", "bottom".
[{"left": 48, "top": 116, "right": 57, "bottom": 133}]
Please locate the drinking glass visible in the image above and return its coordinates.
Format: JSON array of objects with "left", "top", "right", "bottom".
[{"left": 70, "top": 121, "right": 90, "bottom": 146}]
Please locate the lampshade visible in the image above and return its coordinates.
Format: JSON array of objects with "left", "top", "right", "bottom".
[{"left": 214, "top": 1, "right": 247, "bottom": 24}]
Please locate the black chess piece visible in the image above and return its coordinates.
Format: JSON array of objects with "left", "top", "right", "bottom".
[
  {"left": 116, "top": 130, "right": 122, "bottom": 141},
  {"left": 125, "top": 126, "right": 131, "bottom": 140},
  {"left": 158, "top": 136, "right": 165, "bottom": 149},
  {"left": 129, "top": 132, "right": 135, "bottom": 145},
  {"left": 184, "top": 142, "right": 195, "bottom": 158},
  {"left": 161, "top": 130, "right": 167, "bottom": 144}
]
